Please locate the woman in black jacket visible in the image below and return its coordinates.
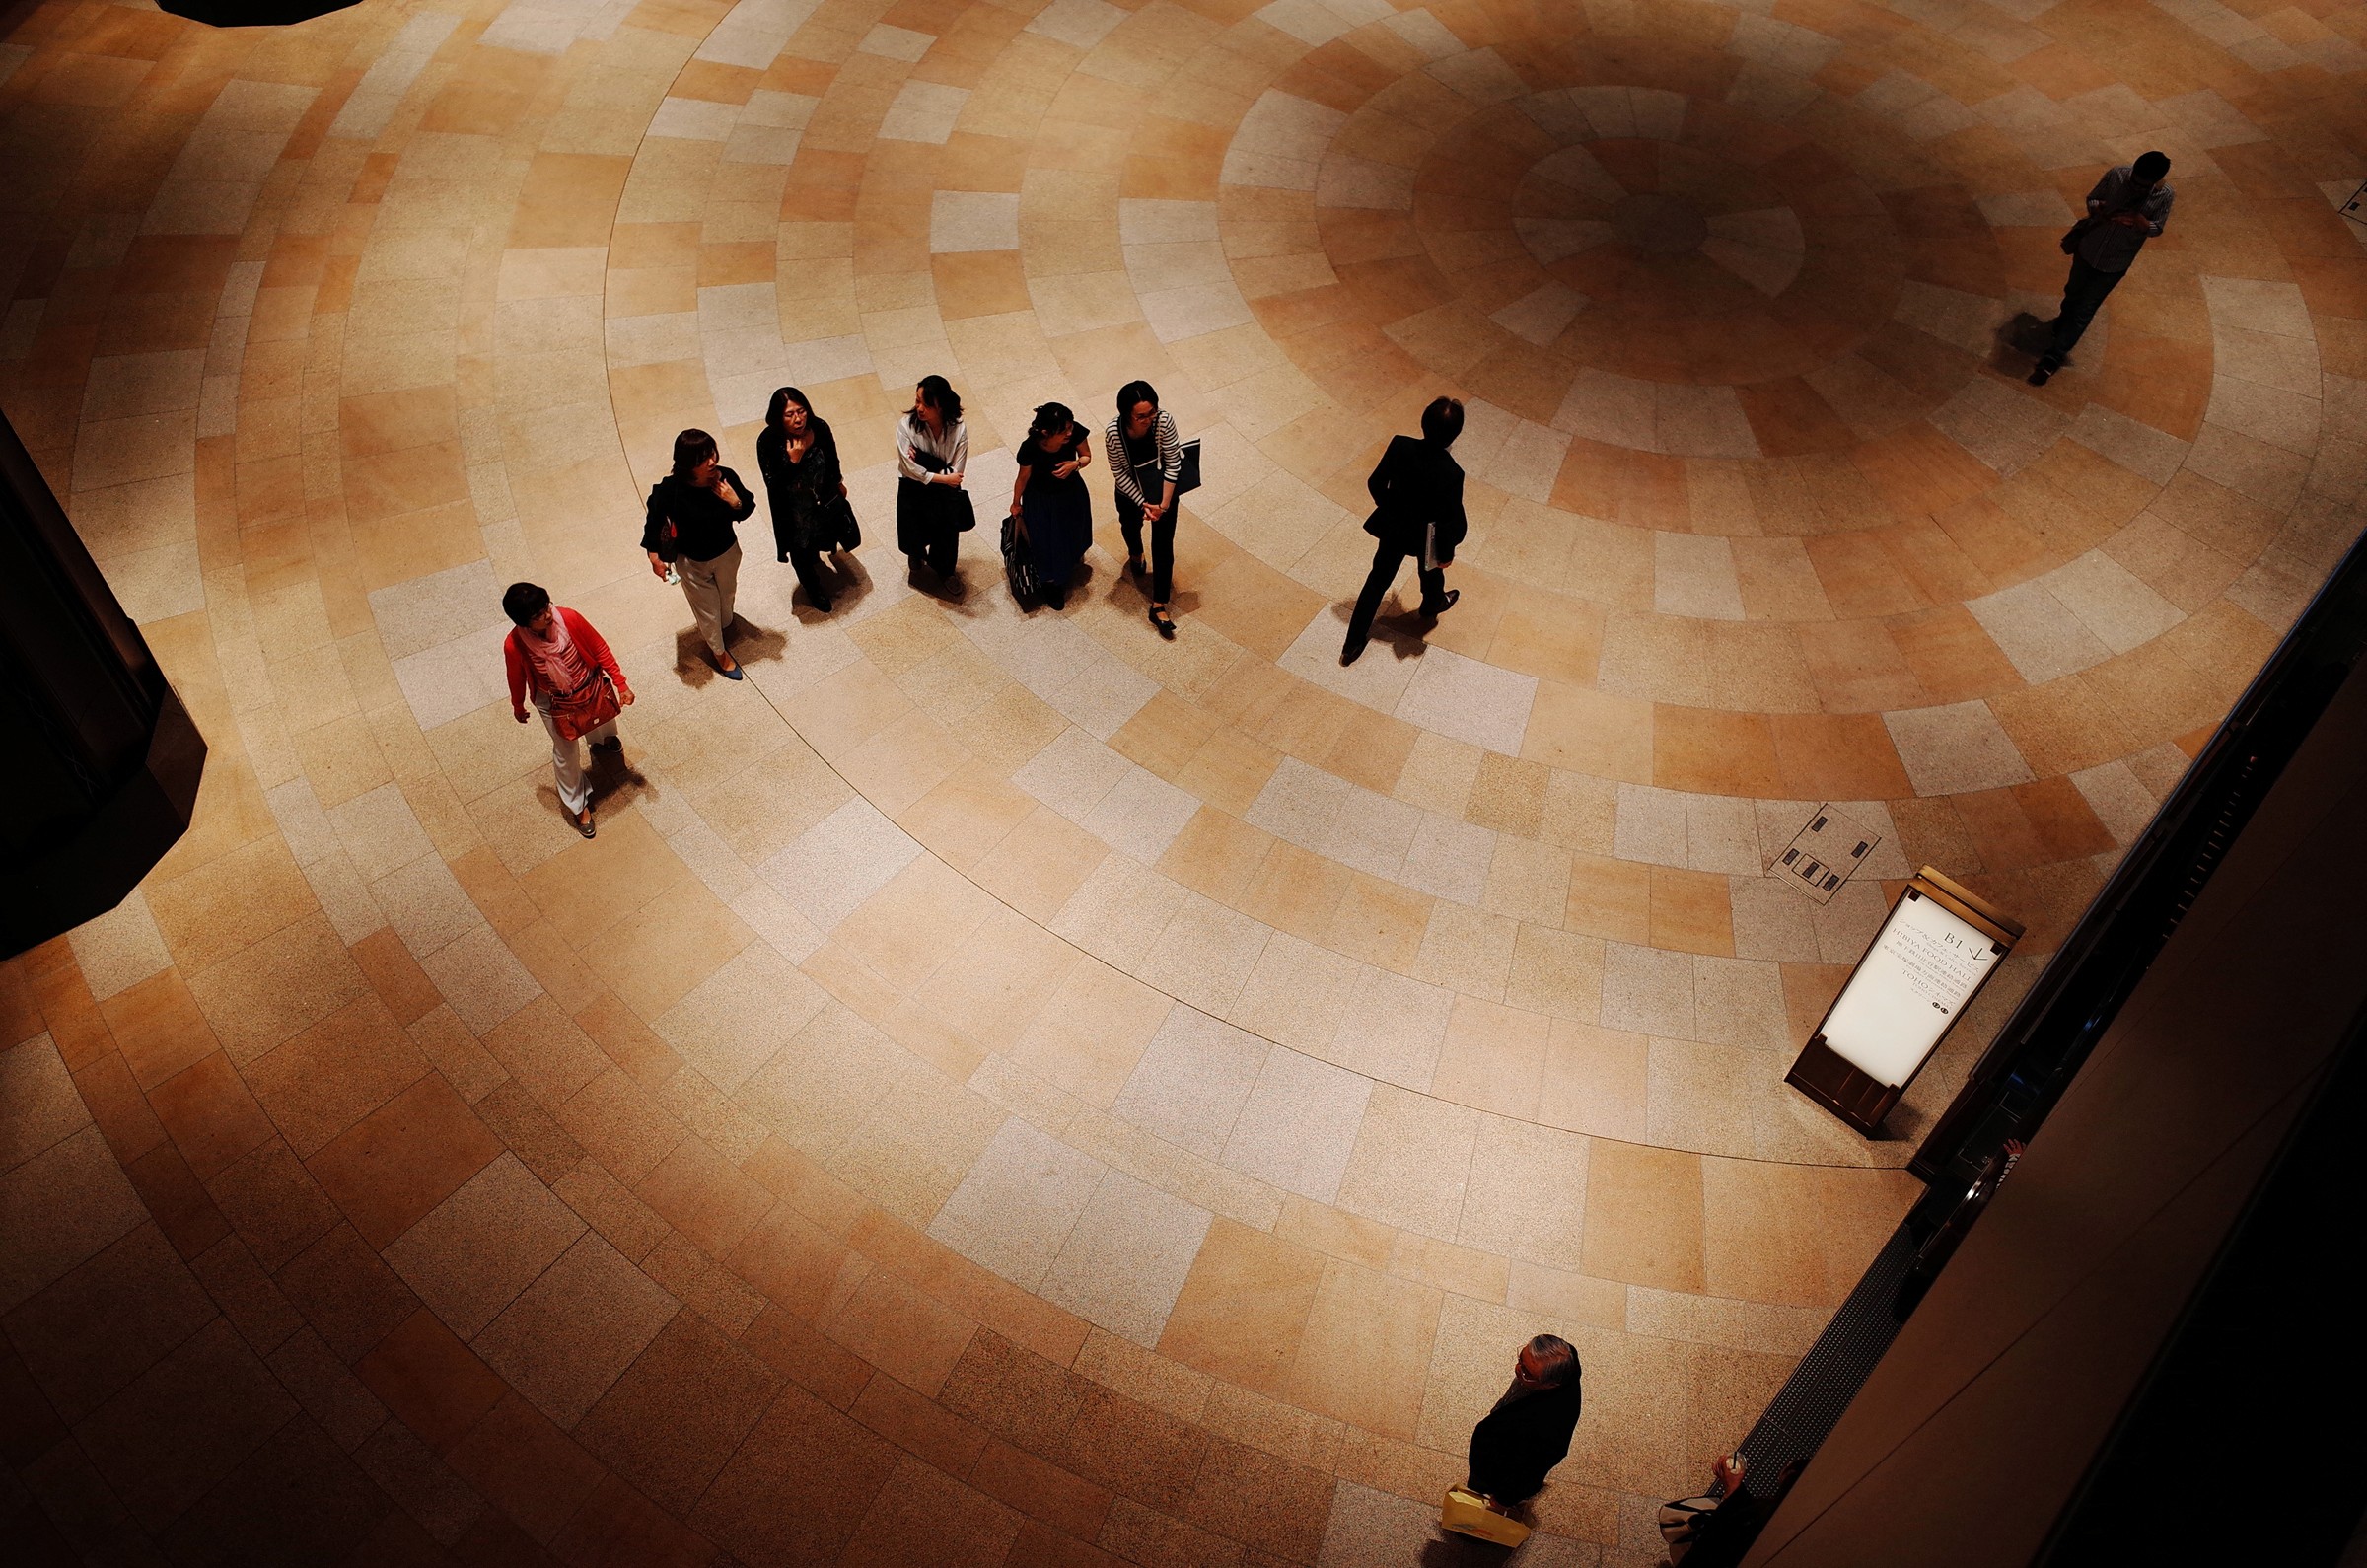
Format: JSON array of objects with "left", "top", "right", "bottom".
[
  {"left": 641, "top": 428, "right": 755, "bottom": 679},
  {"left": 755, "top": 386, "right": 851, "bottom": 614}
]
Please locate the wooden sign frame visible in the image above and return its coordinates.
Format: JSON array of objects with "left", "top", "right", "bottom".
[{"left": 1786, "top": 867, "right": 2024, "bottom": 1136}]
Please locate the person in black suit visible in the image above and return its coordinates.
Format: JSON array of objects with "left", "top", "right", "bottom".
[
  {"left": 1341, "top": 395, "right": 1467, "bottom": 666},
  {"left": 1466, "top": 1333, "right": 1583, "bottom": 1510}
]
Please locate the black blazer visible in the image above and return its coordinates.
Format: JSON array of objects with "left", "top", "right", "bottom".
[
  {"left": 641, "top": 468, "right": 754, "bottom": 563},
  {"left": 756, "top": 418, "right": 843, "bottom": 556},
  {"left": 1363, "top": 434, "right": 1467, "bottom": 560},
  {"left": 1466, "top": 1378, "right": 1582, "bottom": 1503}
]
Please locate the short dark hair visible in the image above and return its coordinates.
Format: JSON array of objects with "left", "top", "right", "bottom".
[
  {"left": 501, "top": 582, "right": 550, "bottom": 627},
  {"left": 1030, "top": 401, "right": 1074, "bottom": 443},
  {"left": 1116, "top": 380, "right": 1159, "bottom": 420},
  {"left": 1526, "top": 1333, "right": 1578, "bottom": 1387},
  {"left": 913, "top": 374, "right": 963, "bottom": 427},
  {"left": 765, "top": 386, "right": 812, "bottom": 429},
  {"left": 2132, "top": 150, "right": 2170, "bottom": 181},
  {"left": 671, "top": 428, "right": 717, "bottom": 478},
  {"left": 1420, "top": 396, "right": 1465, "bottom": 446}
]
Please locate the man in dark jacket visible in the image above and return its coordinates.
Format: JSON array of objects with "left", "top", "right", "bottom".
[
  {"left": 1340, "top": 395, "right": 1468, "bottom": 666},
  {"left": 1467, "top": 1333, "right": 1584, "bottom": 1508},
  {"left": 2029, "top": 152, "right": 2174, "bottom": 387}
]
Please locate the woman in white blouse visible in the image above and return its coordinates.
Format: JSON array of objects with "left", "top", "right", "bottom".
[
  {"left": 1104, "top": 380, "right": 1183, "bottom": 639},
  {"left": 896, "top": 374, "right": 969, "bottom": 584}
]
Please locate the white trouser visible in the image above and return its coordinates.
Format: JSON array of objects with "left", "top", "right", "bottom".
[
  {"left": 678, "top": 541, "right": 742, "bottom": 657},
  {"left": 537, "top": 700, "right": 614, "bottom": 815}
]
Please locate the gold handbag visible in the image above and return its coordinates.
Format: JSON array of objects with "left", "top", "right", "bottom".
[{"left": 1441, "top": 1488, "right": 1533, "bottom": 1547}]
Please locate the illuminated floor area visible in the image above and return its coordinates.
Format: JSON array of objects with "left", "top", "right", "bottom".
[{"left": 3, "top": 0, "right": 2362, "bottom": 1559}]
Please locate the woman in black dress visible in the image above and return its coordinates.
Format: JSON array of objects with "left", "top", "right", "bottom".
[
  {"left": 641, "top": 428, "right": 756, "bottom": 678},
  {"left": 755, "top": 386, "right": 850, "bottom": 613},
  {"left": 1006, "top": 400, "right": 1093, "bottom": 610}
]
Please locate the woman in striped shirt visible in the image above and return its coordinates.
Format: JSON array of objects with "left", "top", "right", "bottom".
[{"left": 1105, "top": 380, "right": 1183, "bottom": 639}]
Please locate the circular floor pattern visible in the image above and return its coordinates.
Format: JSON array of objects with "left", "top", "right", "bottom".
[{"left": 3, "top": 0, "right": 2364, "bottom": 1561}]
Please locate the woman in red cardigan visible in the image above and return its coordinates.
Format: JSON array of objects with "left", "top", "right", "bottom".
[{"left": 502, "top": 582, "right": 633, "bottom": 838}]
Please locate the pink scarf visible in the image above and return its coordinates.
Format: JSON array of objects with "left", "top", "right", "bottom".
[{"left": 519, "top": 611, "right": 593, "bottom": 694}]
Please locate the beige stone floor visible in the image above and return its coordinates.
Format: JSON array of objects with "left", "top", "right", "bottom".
[{"left": 3, "top": 0, "right": 2363, "bottom": 1559}]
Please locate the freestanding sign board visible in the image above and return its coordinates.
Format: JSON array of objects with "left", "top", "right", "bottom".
[{"left": 1786, "top": 867, "right": 2024, "bottom": 1135}]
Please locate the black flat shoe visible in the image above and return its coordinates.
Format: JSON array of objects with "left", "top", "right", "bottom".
[
  {"left": 1149, "top": 606, "right": 1175, "bottom": 639},
  {"left": 576, "top": 809, "right": 597, "bottom": 838},
  {"left": 2028, "top": 364, "right": 2055, "bottom": 387},
  {"left": 1340, "top": 637, "right": 1366, "bottom": 667},
  {"left": 1421, "top": 589, "right": 1460, "bottom": 619}
]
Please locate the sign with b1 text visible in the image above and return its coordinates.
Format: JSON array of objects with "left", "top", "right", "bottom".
[
  {"left": 1785, "top": 868, "right": 2023, "bottom": 1136},
  {"left": 1822, "top": 887, "right": 2003, "bottom": 1086}
]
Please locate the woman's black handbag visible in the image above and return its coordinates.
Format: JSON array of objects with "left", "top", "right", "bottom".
[
  {"left": 1000, "top": 515, "right": 1040, "bottom": 603},
  {"left": 830, "top": 495, "right": 861, "bottom": 550},
  {"left": 1175, "top": 437, "right": 1201, "bottom": 497}
]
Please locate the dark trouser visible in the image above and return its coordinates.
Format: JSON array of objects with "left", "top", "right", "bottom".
[
  {"left": 2044, "top": 256, "right": 2127, "bottom": 366},
  {"left": 1344, "top": 536, "right": 1447, "bottom": 652},
  {"left": 1116, "top": 494, "right": 1175, "bottom": 604},
  {"left": 785, "top": 545, "right": 833, "bottom": 610},
  {"left": 897, "top": 477, "right": 961, "bottom": 577}
]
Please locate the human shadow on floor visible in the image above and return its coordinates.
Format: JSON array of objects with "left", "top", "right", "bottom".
[
  {"left": 790, "top": 547, "right": 875, "bottom": 624},
  {"left": 1326, "top": 597, "right": 1435, "bottom": 663},
  {"left": 533, "top": 744, "right": 654, "bottom": 830},
  {"left": 1996, "top": 310, "right": 2052, "bottom": 370},
  {"left": 671, "top": 616, "right": 787, "bottom": 684}
]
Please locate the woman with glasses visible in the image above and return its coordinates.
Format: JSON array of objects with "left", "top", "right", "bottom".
[{"left": 756, "top": 386, "right": 852, "bottom": 614}]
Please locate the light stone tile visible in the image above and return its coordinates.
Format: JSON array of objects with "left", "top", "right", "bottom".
[
  {"left": 1965, "top": 579, "right": 2113, "bottom": 682},
  {"left": 756, "top": 797, "right": 922, "bottom": 934},
  {"left": 1319, "top": 788, "right": 1423, "bottom": 881},
  {"left": 1613, "top": 783, "right": 1688, "bottom": 866},
  {"left": 1221, "top": 1046, "right": 1370, "bottom": 1203},
  {"left": 1336, "top": 1085, "right": 1478, "bottom": 1242},
  {"left": 925, "top": 1116, "right": 1104, "bottom": 1287},
  {"left": 655, "top": 942, "right": 830, "bottom": 1095},
  {"left": 1490, "top": 284, "right": 1586, "bottom": 347},
  {"left": 1136, "top": 891, "right": 1272, "bottom": 1018},
  {"left": 473, "top": 1232, "right": 679, "bottom": 1427},
  {"left": 66, "top": 891, "right": 172, "bottom": 1002},
  {"left": 1728, "top": 877, "right": 1821, "bottom": 962},
  {"left": 1048, "top": 855, "right": 1184, "bottom": 970},
  {"left": 385, "top": 1153, "right": 586, "bottom": 1338},
  {"left": 1459, "top": 1115, "right": 1588, "bottom": 1263},
  {"left": 1013, "top": 725, "right": 1133, "bottom": 820},
  {"left": 1111, "top": 1006, "right": 1269, "bottom": 1161},
  {"left": 419, "top": 925, "right": 541, "bottom": 1034},
  {"left": 1332, "top": 970, "right": 1453, "bottom": 1091},
  {"left": 1027, "top": 0, "right": 1127, "bottom": 47},
  {"left": 1037, "top": 1169, "right": 1211, "bottom": 1346},
  {"left": 1601, "top": 942, "right": 1694, "bottom": 1038},
  {"left": 328, "top": 781, "right": 440, "bottom": 886},
  {"left": 374, "top": 855, "right": 481, "bottom": 961},
  {"left": 0, "top": 1037, "right": 91, "bottom": 1172},
  {"left": 648, "top": 96, "right": 736, "bottom": 140},
  {"left": 0, "top": 1126, "right": 145, "bottom": 1311},
  {"left": 1228, "top": 934, "right": 1364, "bottom": 1055},
  {"left": 879, "top": 81, "right": 969, "bottom": 144},
  {"left": 1044, "top": 654, "right": 1158, "bottom": 740},
  {"left": 857, "top": 23, "right": 935, "bottom": 59},
  {"left": 929, "top": 191, "right": 1021, "bottom": 254},
  {"left": 1402, "top": 813, "right": 1496, "bottom": 905},
  {"left": 1244, "top": 755, "right": 1352, "bottom": 851},
  {"left": 1392, "top": 644, "right": 1542, "bottom": 757},
  {"left": 1685, "top": 794, "right": 1761, "bottom": 877},
  {"left": 1882, "top": 701, "right": 2037, "bottom": 796},
  {"left": 2044, "top": 549, "right": 2184, "bottom": 654},
  {"left": 1653, "top": 533, "right": 1745, "bottom": 620},
  {"left": 1691, "top": 956, "right": 1789, "bottom": 1048},
  {"left": 1081, "top": 766, "right": 1201, "bottom": 865},
  {"left": 2070, "top": 760, "right": 2159, "bottom": 844}
]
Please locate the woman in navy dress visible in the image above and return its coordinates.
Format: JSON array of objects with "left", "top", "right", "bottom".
[{"left": 1007, "top": 401, "right": 1094, "bottom": 609}]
